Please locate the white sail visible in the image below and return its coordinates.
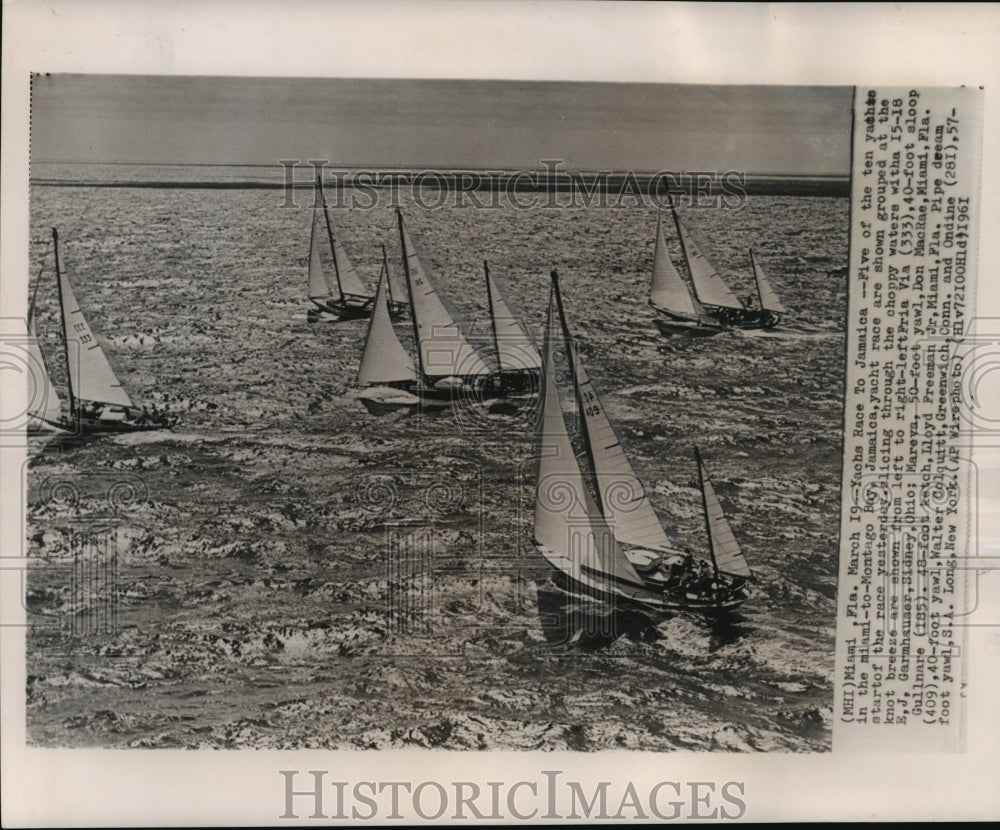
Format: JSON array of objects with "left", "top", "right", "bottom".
[
  {"left": 397, "top": 211, "right": 492, "bottom": 378},
  {"left": 672, "top": 206, "right": 744, "bottom": 310},
  {"left": 485, "top": 264, "right": 542, "bottom": 373},
  {"left": 534, "top": 279, "right": 647, "bottom": 590},
  {"left": 357, "top": 264, "right": 417, "bottom": 385},
  {"left": 54, "top": 232, "right": 134, "bottom": 409},
  {"left": 570, "top": 338, "right": 677, "bottom": 552},
  {"left": 307, "top": 201, "right": 331, "bottom": 299},
  {"left": 698, "top": 452, "right": 751, "bottom": 577},
  {"left": 26, "top": 311, "right": 63, "bottom": 424},
  {"left": 382, "top": 244, "right": 406, "bottom": 306},
  {"left": 750, "top": 249, "right": 788, "bottom": 314},
  {"left": 329, "top": 223, "right": 370, "bottom": 297},
  {"left": 649, "top": 212, "right": 703, "bottom": 319}
]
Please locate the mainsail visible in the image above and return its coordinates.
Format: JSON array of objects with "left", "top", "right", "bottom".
[
  {"left": 307, "top": 192, "right": 330, "bottom": 300},
  {"left": 671, "top": 203, "right": 744, "bottom": 310},
  {"left": 357, "top": 262, "right": 417, "bottom": 385},
  {"left": 396, "top": 210, "right": 492, "bottom": 379},
  {"left": 534, "top": 275, "right": 647, "bottom": 589},
  {"left": 568, "top": 334, "right": 677, "bottom": 552},
  {"left": 485, "top": 262, "right": 542, "bottom": 373},
  {"left": 649, "top": 211, "right": 705, "bottom": 320},
  {"left": 26, "top": 286, "right": 63, "bottom": 425},
  {"left": 53, "top": 229, "right": 134, "bottom": 409},
  {"left": 750, "top": 249, "right": 788, "bottom": 314},
  {"left": 696, "top": 448, "right": 751, "bottom": 577},
  {"left": 311, "top": 176, "right": 370, "bottom": 301},
  {"left": 325, "top": 213, "right": 370, "bottom": 298},
  {"left": 381, "top": 243, "right": 405, "bottom": 307}
]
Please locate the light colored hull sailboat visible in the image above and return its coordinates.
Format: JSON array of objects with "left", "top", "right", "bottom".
[
  {"left": 51, "top": 229, "right": 174, "bottom": 433},
  {"left": 535, "top": 270, "right": 751, "bottom": 615},
  {"left": 666, "top": 198, "right": 787, "bottom": 331},
  {"left": 307, "top": 176, "right": 407, "bottom": 320}
]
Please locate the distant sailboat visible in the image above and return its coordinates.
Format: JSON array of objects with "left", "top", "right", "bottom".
[
  {"left": 647, "top": 211, "right": 724, "bottom": 336},
  {"left": 353, "top": 253, "right": 434, "bottom": 413},
  {"left": 307, "top": 176, "right": 407, "bottom": 320},
  {"left": 396, "top": 208, "right": 496, "bottom": 396},
  {"left": 51, "top": 229, "right": 173, "bottom": 433},
  {"left": 484, "top": 260, "right": 542, "bottom": 395},
  {"left": 535, "top": 270, "right": 751, "bottom": 614},
  {"left": 661, "top": 198, "right": 787, "bottom": 331}
]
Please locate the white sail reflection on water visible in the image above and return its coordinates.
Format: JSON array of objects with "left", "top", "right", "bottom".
[{"left": 55, "top": 239, "right": 134, "bottom": 409}]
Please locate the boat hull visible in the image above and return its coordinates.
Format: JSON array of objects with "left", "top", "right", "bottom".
[
  {"left": 535, "top": 544, "right": 749, "bottom": 616},
  {"left": 311, "top": 295, "right": 409, "bottom": 321},
  {"left": 71, "top": 405, "right": 175, "bottom": 433},
  {"left": 652, "top": 317, "right": 725, "bottom": 337},
  {"left": 651, "top": 303, "right": 781, "bottom": 333},
  {"left": 709, "top": 307, "right": 782, "bottom": 330}
]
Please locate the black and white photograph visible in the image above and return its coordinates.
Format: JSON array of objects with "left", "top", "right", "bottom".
[
  {"left": 23, "top": 74, "right": 847, "bottom": 754},
  {"left": 3, "top": 2, "right": 1000, "bottom": 825}
]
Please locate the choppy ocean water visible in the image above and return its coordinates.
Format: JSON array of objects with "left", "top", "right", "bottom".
[{"left": 25, "top": 164, "right": 847, "bottom": 751}]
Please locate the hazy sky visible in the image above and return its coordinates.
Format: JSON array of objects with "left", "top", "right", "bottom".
[{"left": 30, "top": 74, "right": 852, "bottom": 173}]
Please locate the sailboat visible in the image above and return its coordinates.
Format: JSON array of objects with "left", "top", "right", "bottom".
[
  {"left": 534, "top": 270, "right": 751, "bottom": 614},
  {"left": 663, "top": 198, "right": 787, "bottom": 331},
  {"left": 307, "top": 176, "right": 407, "bottom": 320},
  {"left": 647, "top": 210, "right": 724, "bottom": 336},
  {"left": 50, "top": 228, "right": 173, "bottom": 433},
  {"left": 395, "top": 208, "right": 498, "bottom": 397},
  {"left": 352, "top": 254, "right": 443, "bottom": 413},
  {"left": 484, "top": 260, "right": 542, "bottom": 395}
]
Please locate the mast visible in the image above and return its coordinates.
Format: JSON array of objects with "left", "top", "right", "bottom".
[
  {"left": 536, "top": 271, "right": 648, "bottom": 590},
  {"left": 669, "top": 196, "right": 744, "bottom": 311},
  {"left": 397, "top": 208, "right": 427, "bottom": 382},
  {"left": 52, "top": 228, "right": 76, "bottom": 416},
  {"left": 751, "top": 249, "right": 765, "bottom": 311},
  {"left": 381, "top": 243, "right": 395, "bottom": 306},
  {"left": 319, "top": 176, "right": 346, "bottom": 302},
  {"left": 695, "top": 446, "right": 720, "bottom": 581},
  {"left": 484, "top": 260, "right": 501, "bottom": 377}
]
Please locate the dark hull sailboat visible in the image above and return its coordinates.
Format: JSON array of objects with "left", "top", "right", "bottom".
[
  {"left": 650, "top": 199, "right": 787, "bottom": 333},
  {"left": 47, "top": 229, "right": 174, "bottom": 434},
  {"left": 307, "top": 177, "right": 408, "bottom": 321},
  {"left": 353, "top": 211, "right": 542, "bottom": 411},
  {"left": 535, "top": 270, "right": 752, "bottom": 617}
]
